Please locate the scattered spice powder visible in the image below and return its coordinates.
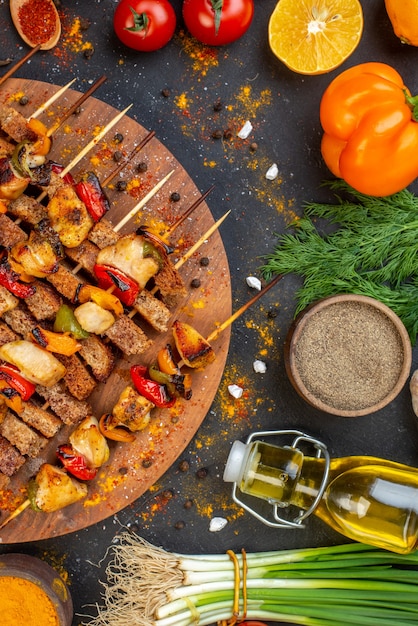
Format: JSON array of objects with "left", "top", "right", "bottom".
[
  {"left": 293, "top": 301, "right": 405, "bottom": 411},
  {"left": 17, "top": 0, "right": 57, "bottom": 45}
]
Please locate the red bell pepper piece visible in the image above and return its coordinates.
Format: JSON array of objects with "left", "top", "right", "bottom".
[
  {"left": 130, "top": 364, "right": 176, "bottom": 408},
  {"left": 0, "top": 363, "right": 36, "bottom": 401},
  {"left": 94, "top": 263, "right": 139, "bottom": 306},
  {"left": 50, "top": 162, "right": 76, "bottom": 186},
  {"left": 56, "top": 443, "right": 98, "bottom": 481},
  {"left": 75, "top": 172, "right": 110, "bottom": 222},
  {"left": 0, "top": 251, "right": 36, "bottom": 298}
]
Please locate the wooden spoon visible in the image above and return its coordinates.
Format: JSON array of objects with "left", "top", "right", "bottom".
[{"left": 10, "top": 0, "right": 61, "bottom": 50}]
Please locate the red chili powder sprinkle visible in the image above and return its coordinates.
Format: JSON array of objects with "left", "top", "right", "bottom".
[{"left": 18, "top": 0, "right": 56, "bottom": 45}]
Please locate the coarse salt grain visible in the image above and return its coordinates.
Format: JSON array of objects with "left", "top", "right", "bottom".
[
  {"left": 266, "top": 163, "right": 279, "bottom": 180},
  {"left": 246, "top": 276, "right": 261, "bottom": 290},
  {"left": 253, "top": 360, "right": 267, "bottom": 373},
  {"left": 209, "top": 517, "right": 228, "bottom": 532},
  {"left": 238, "top": 120, "right": 253, "bottom": 139},
  {"left": 228, "top": 384, "right": 243, "bottom": 399}
]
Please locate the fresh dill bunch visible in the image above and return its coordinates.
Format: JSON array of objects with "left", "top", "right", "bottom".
[{"left": 261, "top": 181, "right": 418, "bottom": 344}]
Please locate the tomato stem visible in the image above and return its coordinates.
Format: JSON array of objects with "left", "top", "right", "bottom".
[
  {"left": 211, "top": 0, "right": 224, "bottom": 35},
  {"left": 125, "top": 6, "right": 149, "bottom": 33}
]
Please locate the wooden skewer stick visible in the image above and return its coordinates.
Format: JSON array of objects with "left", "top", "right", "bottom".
[
  {"left": 163, "top": 185, "right": 215, "bottom": 241},
  {"left": 114, "top": 169, "right": 174, "bottom": 233},
  {"left": 30, "top": 78, "right": 77, "bottom": 119},
  {"left": 174, "top": 210, "right": 230, "bottom": 270},
  {"left": 46, "top": 75, "right": 107, "bottom": 137},
  {"left": 206, "top": 274, "right": 283, "bottom": 343},
  {"left": 0, "top": 499, "right": 30, "bottom": 530},
  {"left": 101, "top": 130, "right": 156, "bottom": 188},
  {"left": 0, "top": 44, "right": 41, "bottom": 87}
]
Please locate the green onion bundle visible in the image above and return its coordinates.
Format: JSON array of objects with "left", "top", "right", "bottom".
[{"left": 86, "top": 534, "right": 418, "bottom": 626}]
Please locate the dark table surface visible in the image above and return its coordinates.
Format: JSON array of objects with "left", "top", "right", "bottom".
[{"left": 1, "top": 1, "right": 418, "bottom": 625}]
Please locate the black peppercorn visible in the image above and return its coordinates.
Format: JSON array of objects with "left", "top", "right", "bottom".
[
  {"left": 116, "top": 180, "right": 127, "bottom": 191},
  {"left": 136, "top": 162, "right": 148, "bottom": 173},
  {"left": 196, "top": 467, "right": 209, "bottom": 479},
  {"left": 211, "top": 129, "right": 223, "bottom": 140},
  {"left": 249, "top": 142, "right": 258, "bottom": 153},
  {"left": 114, "top": 132, "right": 124, "bottom": 144},
  {"left": 174, "top": 520, "right": 185, "bottom": 530},
  {"left": 83, "top": 46, "right": 95, "bottom": 59},
  {"left": 223, "top": 129, "right": 233, "bottom": 140},
  {"left": 19, "top": 95, "right": 29, "bottom": 106},
  {"left": 170, "top": 191, "right": 181, "bottom": 202},
  {"left": 184, "top": 499, "right": 194, "bottom": 510},
  {"left": 142, "top": 458, "right": 153, "bottom": 468},
  {"left": 190, "top": 278, "right": 201, "bottom": 289},
  {"left": 213, "top": 100, "right": 223, "bottom": 112},
  {"left": 161, "top": 88, "right": 171, "bottom": 98},
  {"left": 162, "top": 489, "right": 174, "bottom": 500},
  {"left": 200, "top": 256, "right": 209, "bottom": 267},
  {"left": 113, "top": 150, "right": 123, "bottom": 162},
  {"left": 118, "top": 467, "right": 128, "bottom": 475},
  {"left": 178, "top": 460, "right": 189, "bottom": 472}
]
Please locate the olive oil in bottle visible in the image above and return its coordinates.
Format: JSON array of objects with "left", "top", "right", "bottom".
[{"left": 223, "top": 435, "right": 418, "bottom": 554}]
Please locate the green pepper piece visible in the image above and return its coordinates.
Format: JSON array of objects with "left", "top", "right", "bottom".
[
  {"left": 143, "top": 241, "right": 164, "bottom": 269},
  {"left": 27, "top": 479, "right": 42, "bottom": 512},
  {"left": 53, "top": 304, "right": 89, "bottom": 339}
]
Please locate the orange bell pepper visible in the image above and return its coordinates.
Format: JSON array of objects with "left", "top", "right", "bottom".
[
  {"left": 320, "top": 62, "right": 418, "bottom": 197},
  {"left": 27, "top": 118, "right": 52, "bottom": 156}
]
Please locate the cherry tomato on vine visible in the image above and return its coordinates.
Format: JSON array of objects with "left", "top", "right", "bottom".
[
  {"left": 182, "top": 0, "right": 254, "bottom": 46},
  {"left": 113, "top": 0, "right": 176, "bottom": 52}
]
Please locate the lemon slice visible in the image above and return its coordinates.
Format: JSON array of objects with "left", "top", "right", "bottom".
[{"left": 268, "top": 0, "right": 363, "bottom": 75}]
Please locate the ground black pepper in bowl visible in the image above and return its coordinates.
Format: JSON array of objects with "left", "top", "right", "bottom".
[{"left": 284, "top": 294, "right": 412, "bottom": 417}]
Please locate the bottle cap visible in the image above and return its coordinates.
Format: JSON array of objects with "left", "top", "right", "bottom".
[{"left": 223, "top": 440, "right": 249, "bottom": 484}]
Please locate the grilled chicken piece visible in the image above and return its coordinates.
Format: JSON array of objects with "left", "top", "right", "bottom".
[
  {"left": 69, "top": 415, "right": 109, "bottom": 468},
  {"left": 47, "top": 184, "right": 94, "bottom": 248},
  {"left": 105, "top": 314, "right": 152, "bottom": 356},
  {"left": 0, "top": 340, "right": 66, "bottom": 387},
  {"left": 96, "top": 233, "right": 160, "bottom": 290},
  {"left": 30, "top": 463, "right": 87, "bottom": 512},
  {"left": 20, "top": 401, "right": 62, "bottom": 438},
  {"left": 35, "top": 381, "right": 91, "bottom": 426},
  {"left": 111, "top": 385, "right": 154, "bottom": 432},
  {"left": 0, "top": 411, "right": 48, "bottom": 458},
  {"left": 0, "top": 285, "right": 19, "bottom": 317},
  {"left": 8, "top": 194, "right": 48, "bottom": 224},
  {"left": 10, "top": 229, "right": 61, "bottom": 278},
  {"left": 0, "top": 213, "right": 27, "bottom": 247},
  {"left": 0, "top": 106, "right": 38, "bottom": 143},
  {"left": 0, "top": 433, "right": 25, "bottom": 476}
]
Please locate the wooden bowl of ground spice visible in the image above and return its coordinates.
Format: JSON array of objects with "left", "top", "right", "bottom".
[
  {"left": 284, "top": 294, "right": 412, "bottom": 417},
  {"left": 0, "top": 553, "right": 73, "bottom": 626}
]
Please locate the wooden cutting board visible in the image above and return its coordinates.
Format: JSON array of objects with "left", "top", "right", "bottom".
[{"left": 0, "top": 78, "right": 231, "bottom": 542}]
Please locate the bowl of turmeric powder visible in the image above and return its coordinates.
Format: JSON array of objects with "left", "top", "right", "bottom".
[
  {"left": 0, "top": 553, "right": 73, "bottom": 626},
  {"left": 284, "top": 294, "right": 412, "bottom": 417}
]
